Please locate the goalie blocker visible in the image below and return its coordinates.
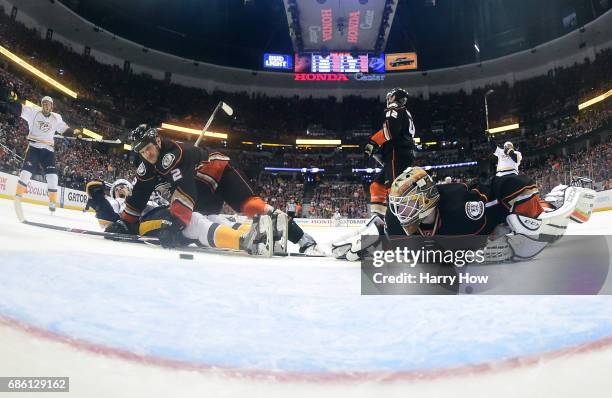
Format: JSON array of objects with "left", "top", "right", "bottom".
[{"left": 332, "top": 167, "right": 596, "bottom": 262}]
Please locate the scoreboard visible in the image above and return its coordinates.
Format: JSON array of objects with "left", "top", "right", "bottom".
[
  {"left": 295, "top": 52, "right": 385, "bottom": 74},
  {"left": 311, "top": 53, "right": 369, "bottom": 73}
]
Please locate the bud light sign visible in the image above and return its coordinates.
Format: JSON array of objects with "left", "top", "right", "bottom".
[{"left": 263, "top": 54, "right": 293, "bottom": 70}]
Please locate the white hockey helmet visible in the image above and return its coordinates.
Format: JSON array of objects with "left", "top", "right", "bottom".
[
  {"left": 504, "top": 141, "right": 513, "bottom": 150},
  {"left": 110, "top": 179, "right": 133, "bottom": 199},
  {"left": 41, "top": 96, "right": 53, "bottom": 105}
]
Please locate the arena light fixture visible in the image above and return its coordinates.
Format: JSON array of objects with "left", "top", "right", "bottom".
[
  {"left": 341, "top": 144, "right": 360, "bottom": 148},
  {"left": 578, "top": 88, "right": 612, "bottom": 110},
  {"left": 0, "top": 45, "right": 78, "bottom": 99},
  {"left": 81, "top": 128, "right": 103, "bottom": 140},
  {"left": 261, "top": 142, "right": 291, "bottom": 147},
  {"left": 161, "top": 123, "right": 228, "bottom": 139},
  {"left": 486, "top": 123, "right": 520, "bottom": 134},
  {"left": 295, "top": 139, "right": 341, "bottom": 146},
  {"left": 25, "top": 100, "right": 41, "bottom": 109},
  {"left": 422, "top": 161, "right": 478, "bottom": 170},
  {"left": 264, "top": 167, "right": 326, "bottom": 172},
  {"left": 123, "top": 144, "right": 132, "bottom": 151}
]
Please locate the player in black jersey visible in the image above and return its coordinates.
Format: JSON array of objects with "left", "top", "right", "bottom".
[
  {"left": 365, "top": 88, "right": 418, "bottom": 224},
  {"left": 385, "top": 167, "right": 510, "bottom": 237},
  {"left": 334, "top": 166, "right": 595, "bottom": 262},
  {"left": 105, "top": 125, "right": 321, "bottom": 255}
]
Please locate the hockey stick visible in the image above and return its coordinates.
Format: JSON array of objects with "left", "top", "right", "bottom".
[
  {"left": 194, "top": 101, "right": 233, "bottom": 147},
  {"left": 13, "top": 196, "right": 155, "bottom": 243},
  {"left": 14, "top": 197, "right": 326, "bottom": 257},
  {"left": 53, "top": 135, "right": 123, "bottom": 144},
  {"left": 142, "top": 238, "right": 326, "bottom": 258},
  {"left": 0, "top": 141, "right": 23, "bottom": 161}
]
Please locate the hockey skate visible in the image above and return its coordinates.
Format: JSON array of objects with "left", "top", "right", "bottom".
[
  {"left": 239, "top": 215, "right": 273, "bottom": 257},
  {"left": 271, "top": 209, "right": 289, "bottom": 255},
  {"left": 48, "top": 201, "right": 56, "bottom": 213},
  {"left": 298, "top": 233, "right": 326, "bottom": 256}
]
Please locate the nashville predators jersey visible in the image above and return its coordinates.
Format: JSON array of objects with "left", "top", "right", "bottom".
[{"left": 21, "top": 105, "right": 69, "bottom": 151}]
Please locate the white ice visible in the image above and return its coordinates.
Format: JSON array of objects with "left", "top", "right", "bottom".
[{"left": 1, "top": 198, "right": 612, "bottom": 397}]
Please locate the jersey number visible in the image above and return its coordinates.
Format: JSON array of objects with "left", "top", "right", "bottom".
[{"left": 171, "top": 168, "right": 182, "bottom": 182}]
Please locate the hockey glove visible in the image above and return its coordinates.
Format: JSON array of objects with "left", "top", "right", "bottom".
[
  {"left": 85, "top": 180, "right": 106, "bottom": 200},
  {"left": 158, "top": 219, "right": 185, "bottom": 249},
  {"left": 0, "top": 82, "right": 13, "bottom": 102},
  {"left": 105, "top": 219, "right": 137, "bottom": 236},
  {"left": 364, "top": 140, "right": 379, "bottom": 157}
]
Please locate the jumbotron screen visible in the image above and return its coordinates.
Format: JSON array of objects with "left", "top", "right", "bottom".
[{"left": 295, "top": 53, "right": 385, "bottom": 74}]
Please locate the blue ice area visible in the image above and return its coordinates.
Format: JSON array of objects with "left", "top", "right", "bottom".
[{"left": 2, "top": 249, "right": 612, "bottom": 373}]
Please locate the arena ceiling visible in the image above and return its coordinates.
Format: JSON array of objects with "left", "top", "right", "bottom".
[{"left": 23, "top": 0, "right": 612, "bottom": 70}]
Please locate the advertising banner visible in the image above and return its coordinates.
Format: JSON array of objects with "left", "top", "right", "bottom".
[
  {"left": 263, "top": 54, "right": 293, "bottom": 70},
  {"left": 385, "top": 52, "right": 418, "bottom": 71}
]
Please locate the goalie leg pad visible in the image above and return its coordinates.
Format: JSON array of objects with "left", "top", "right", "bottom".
[
  {"left": 507, "top": 234, "right": 549, "bottom": 260},
  {"left": 570, "top": 188, "right": 596, "bottom": 223}
]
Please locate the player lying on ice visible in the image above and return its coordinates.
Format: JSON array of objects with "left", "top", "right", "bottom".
[
  {"left": 85, "top": 178, "right": 278, "bottom": 255},
  {"left": 332, "top": 166, "right": 596, "bottom": 263},
  {"left": 92, "top": 125, "right": 323, "bottom": 256}
]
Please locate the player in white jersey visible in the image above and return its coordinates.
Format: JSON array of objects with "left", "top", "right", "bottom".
[
  {"left": 494, "top": 141, "right": 522, "bottom": 176},
  {"left": 0, "top": 90, "right": 81, "bottom": 212},
  {"left": 331, "top": 209, "right": 343, "bottom": 227}
]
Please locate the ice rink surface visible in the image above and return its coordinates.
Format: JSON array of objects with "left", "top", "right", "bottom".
[{"left": 1, "top": 198, "right": 612, "bottom": 397}]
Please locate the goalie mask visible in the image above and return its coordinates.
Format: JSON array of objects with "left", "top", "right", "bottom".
[{"left": 388, "top": 167, "right": 440, "bottom": 227}]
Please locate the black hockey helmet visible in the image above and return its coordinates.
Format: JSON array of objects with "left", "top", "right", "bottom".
[
  {"left": 386, "top": 88, "right": 409, "bottom": 107},
  {"left": 129, "top": 124, "right": 159, "bottom": 152}
]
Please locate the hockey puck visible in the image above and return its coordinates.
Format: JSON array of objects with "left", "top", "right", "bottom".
[{"left": 179, "top": 253, "right": 194, "bottom": 260}]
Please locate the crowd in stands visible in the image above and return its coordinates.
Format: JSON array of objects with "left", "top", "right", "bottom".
[
  {"left": 523, "top": 138, "right": 612, "bottom": 194},
  {"left": 1, "top": 9, "right": 611, "bottom": 218},
  {"left": 309, "top": 182, "right": 368, "bottom": 219}
]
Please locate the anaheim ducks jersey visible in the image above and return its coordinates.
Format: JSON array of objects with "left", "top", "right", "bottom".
[
  {"left": 20, "top": 105, "right": 69, "bottom": 151},
  {"left": 385, "top": 183, "right": 502, "bottom": 237},
  {"left": 381, "top": 103, "right": 416, "bottom": 154},
  {"left": 122, "top": 139, "right": 207, "bottom": 227}
]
